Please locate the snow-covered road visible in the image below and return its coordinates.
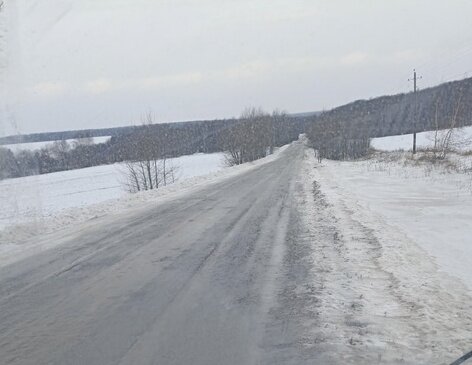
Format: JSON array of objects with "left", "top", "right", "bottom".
[{"left": 0, "top": 142, "right": 471, "bottom": 364}]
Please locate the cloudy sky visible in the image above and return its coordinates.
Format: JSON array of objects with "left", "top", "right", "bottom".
[{"left": 2, "top": 0, "right": 472, "bottom": 136}]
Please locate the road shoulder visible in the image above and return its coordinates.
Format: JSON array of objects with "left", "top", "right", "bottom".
[{"left": 297, "top": 147, "right": 472, "bottom": 364}]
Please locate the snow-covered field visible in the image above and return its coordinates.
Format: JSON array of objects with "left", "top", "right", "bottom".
[
  {"left": 371, "top": 125, "right": 472, "bottom": 152},
  {"left": 315, "top": 153, "right": 472, "bottom": 289},
  {"left": 366, "top": 129, "right": 472, "bottom": 291},
  {"left": 0, "top": 152, "right": 225, "bottom": 242},
  {"left": 369, "top": 129, "right": 472, "bottom": 291},
  {"left": 1, "top": 136, "right": 112, "bottom": 153},
  {"left": 0, "top": 147, "right": 287, "bottom": 267}
]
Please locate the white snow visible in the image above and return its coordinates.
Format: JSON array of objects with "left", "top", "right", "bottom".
[
  {"left": 0, "top": 147, "right": 288, "bottom": 267},
  {"left": 1, "top": 136, "right": 112, "bottom": 153},
  {"left": 303, "top": 148, "right": 472, "bottom": 362},
  {"left": 313, "top": 151, "right": 472, "bottom": 291},
  {"left": 0, "top": 152, "right": 225, "bottom": 232},
  {"left": 371, "top": 125, "right": 472, "bottom": 152}
]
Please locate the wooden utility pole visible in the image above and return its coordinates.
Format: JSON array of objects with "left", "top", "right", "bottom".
[{"left": 409, "top": 69, "right": 421, "bottom": 154}]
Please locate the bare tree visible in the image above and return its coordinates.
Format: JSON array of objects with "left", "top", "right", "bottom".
[
  {"left": 223, "top": 107, "right": 274, "bottom": 166},
  {"left": 308, "top": 113, "right": 370, "bottom": 161},
  {"left": 429, "top": 94, "right": 471, "bottom": 159},
  {"left": 122, "top": 113, "right": 178, "bottom": 193},
  {"left": 50, "top": 139, "right": 71, "bottom": 169},
  {"left": 0, "top": 147, "right": 19, "bottom": 179},
  {"left": 270, "top": 109, "right": 288, "bottom": 154}
]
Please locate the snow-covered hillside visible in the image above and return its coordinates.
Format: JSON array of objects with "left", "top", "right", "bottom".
[{"left": 371, "top": 125, "right": 472, "bottom": 152}]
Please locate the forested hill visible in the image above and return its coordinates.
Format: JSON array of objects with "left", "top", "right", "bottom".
[{"left": 312, "top": 76, "right": 472, "bottom": 139}]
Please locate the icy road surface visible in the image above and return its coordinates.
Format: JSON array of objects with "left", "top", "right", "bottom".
[
  {"left": 0, "top": 142, "right": 471, "bottom": 364},
  {"left": 0, "top": 142, "right": 311, "bottom": 365}
]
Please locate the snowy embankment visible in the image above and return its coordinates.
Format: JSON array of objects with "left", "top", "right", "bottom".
[
  {"left": 0, "top": 147, "right": 288, "bottom": 267},
  {"left": 304, "top": 148, "right": 472, "bottom": 362},
  {"left": 314, "top": 152, "right": 472, "bottom": 289},
  {"left": 368, "top": 128, "right": 472, "bottom": 289}
]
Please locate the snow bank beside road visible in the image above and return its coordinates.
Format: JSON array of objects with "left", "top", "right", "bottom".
[
  {"left": 314, "top": 153, "right": 472, "bottom": 291},
  {"left": 305, "top": 149, "right": 472, "bottom": 362},
  {"left": 0, "top": 146, "right": 288, "bottom": 267}
]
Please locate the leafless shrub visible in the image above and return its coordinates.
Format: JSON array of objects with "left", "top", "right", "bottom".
[
  {"left": 122, "top": 113, "right": 178, "bottom": 193},
  {"left": 49, "top": 139, "right": 71, "bottom": 169},
  {"left": 222, "top": 107, "right": 276, "bottom": 166},
  {"left": 308, "top": 114, "right": 371, "bottom": 161},
  {"left": 427, "top": 94, "right": 472, "bottom": 160},
  {"left": 122, "top": 158, "right": 178, "bottom": 193}
]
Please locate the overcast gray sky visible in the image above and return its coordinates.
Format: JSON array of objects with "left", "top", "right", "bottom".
[{"left": 2, "top": 0, "right": 472, "bottom": 136}]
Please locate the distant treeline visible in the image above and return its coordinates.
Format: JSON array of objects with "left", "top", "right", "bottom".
[
  {"left": 3, "top": 76, "right": 471, "bottom": 177},
  {"left": 0, "top": 115, "right": 308, "bottom": 180}
]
